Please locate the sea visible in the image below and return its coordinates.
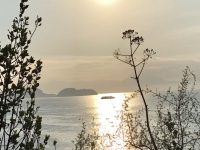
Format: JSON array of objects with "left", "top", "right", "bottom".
[
  {"left": 31, "top": 92, "right": 157, "bottom": 150},
  {"left": 30, "top": 92, "right": 200, "bottom": 150}
]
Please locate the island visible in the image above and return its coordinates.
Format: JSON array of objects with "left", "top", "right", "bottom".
[
  {"left": 25, "top": 88, "right": 56, "bottom": 98},
  {"left": 57, "top": 88, "right": 98, "bottom": 97},
  {"left": 35, "top": 89, "right": 57, "bottom": 97}
]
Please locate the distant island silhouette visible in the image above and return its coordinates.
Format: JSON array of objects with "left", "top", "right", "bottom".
[
  {"left": 25, "top": 88, "right": 98, "bottom": 98},
  {"left": 57, "top": 88, "right": 97, "bottom": 97}
]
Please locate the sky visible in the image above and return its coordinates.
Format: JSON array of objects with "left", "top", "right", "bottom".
[{"left": 1, "top": 0, "right": 200, "bottom": 94}]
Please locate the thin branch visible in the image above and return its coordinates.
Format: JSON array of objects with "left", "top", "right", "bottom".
[
  {"left": 132, "top": 44, "right": 140, "bottom": 56},
  {"left": 136, "top": 56, "right": 149, "bottom": 67},
  {"left": 138, "top": 62, "right": 145, "bottom": 78},
  {"left": 117, "top": 53, "right": 131, "bottom": 57},
  {"left": 114, "top": 57, "right": 134, "bottom": 67}
]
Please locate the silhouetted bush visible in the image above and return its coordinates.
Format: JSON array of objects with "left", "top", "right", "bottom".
[{"left": 0, "top": 0, "right": 50, "bottom": 149}]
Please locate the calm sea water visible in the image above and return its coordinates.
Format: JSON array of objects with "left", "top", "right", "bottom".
[
  {"left": 31, "top": 92, "right": 200, "bottom": 150},
  {"left": 31, "top": 93, "right": 160, "bottom": 150}
]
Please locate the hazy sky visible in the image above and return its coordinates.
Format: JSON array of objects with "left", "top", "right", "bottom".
[{"left": 1, "top": 0, "right": 200, "bottom": 93}]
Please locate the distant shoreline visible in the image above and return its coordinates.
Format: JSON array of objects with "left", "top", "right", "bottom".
[{"left": 25, "top": 88, "right": 98, "bottom": 98}]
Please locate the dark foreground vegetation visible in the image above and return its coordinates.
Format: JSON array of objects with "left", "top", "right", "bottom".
[
  {"left": 0, "top": 0, "right": 53, "bottom": 149},
  {"left": 1, "top": 1, "right": 200, "bottom": 150}
]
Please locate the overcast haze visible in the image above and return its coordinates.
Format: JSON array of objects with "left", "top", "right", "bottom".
[{"left": 1, "top": 0, "right": 200, "bottom": 94}]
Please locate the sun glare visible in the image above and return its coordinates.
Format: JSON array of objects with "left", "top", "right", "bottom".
[{"left": 96, "top": 0, "right": 116, "bottom": 4}]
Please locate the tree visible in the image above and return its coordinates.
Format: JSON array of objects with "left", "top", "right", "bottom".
[{"left": 0, "top": 0, "right": 49, "bottom": 149}]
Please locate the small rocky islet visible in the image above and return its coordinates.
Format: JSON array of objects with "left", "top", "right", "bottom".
[{"left": 26, "top": 88, "right": 98, "bottom": 98}]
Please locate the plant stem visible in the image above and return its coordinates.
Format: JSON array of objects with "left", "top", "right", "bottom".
[{"left": 129, "top": 38, "right": 158, "bottom": 150}]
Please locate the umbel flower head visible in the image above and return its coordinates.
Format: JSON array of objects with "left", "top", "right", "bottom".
[{"left": 122, "top": 29, "right": 144, "bottom": 45}]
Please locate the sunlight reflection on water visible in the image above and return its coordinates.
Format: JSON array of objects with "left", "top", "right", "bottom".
[{"left": 95, "top": 93, "right": 132, "bottom": 149}]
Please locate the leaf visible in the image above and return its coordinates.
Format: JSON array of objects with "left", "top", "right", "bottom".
[
  {"left": 0, "top": 55, "right": 4, "bottom": 62},
  {"left": 37, "top": 17, "right": 42, "bottom": 23},
  {"left": 29, "top": 56, "right": 35, "bottom": 63},
  {"left": 27, "top": 40, "right": 31, "bottom": 45},
  {"left": 36, "top": 77, "right": 41, "bottom": 80},
  {"left": 35, "top": 83, "right": 39, "bottom": 87},
  {"left": 24, "top": 5, "right": 29, "bottom": 9}
]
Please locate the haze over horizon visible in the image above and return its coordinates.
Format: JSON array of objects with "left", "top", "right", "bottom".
[{"left": 1, "top": 0, "right": 200, "bottom": 94}]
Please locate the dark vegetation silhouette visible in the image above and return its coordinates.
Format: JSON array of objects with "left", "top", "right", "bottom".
[
  {"left": 73, "top": 30, "right": 200, "bottom": 150},
  {"left": 0, "top": 0, "right": 53, "bottom": 149}
]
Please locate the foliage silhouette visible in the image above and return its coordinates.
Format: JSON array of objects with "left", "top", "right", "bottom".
[
  {"left": 0, "top": 0, "right": 50, "bottom": 149},
  {"left": 149, "top": 67, "right": 200, "bottom": 149}
]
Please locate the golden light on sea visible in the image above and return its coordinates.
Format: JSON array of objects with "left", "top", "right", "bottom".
[{"left": 95, "top": 93, "right": 128, "bottom": 149}]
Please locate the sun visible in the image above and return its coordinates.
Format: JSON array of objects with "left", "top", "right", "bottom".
[{"left": 96, "top": 0, "right": 115, "bottom": 4}]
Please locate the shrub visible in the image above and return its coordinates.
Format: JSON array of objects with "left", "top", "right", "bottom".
[{"left": 0, "top": 0, "right": 49, "bottom": 149}]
